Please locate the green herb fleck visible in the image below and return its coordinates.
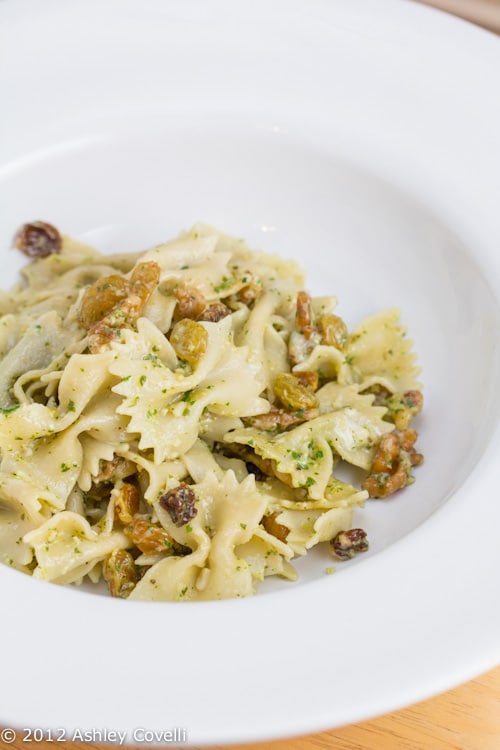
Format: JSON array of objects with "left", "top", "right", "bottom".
[
  {"left": 0, "top": 404, "right": 20, "bottom": 415},
  {"left": 214, "top": 275, "right": 234, "bottom": 294}
]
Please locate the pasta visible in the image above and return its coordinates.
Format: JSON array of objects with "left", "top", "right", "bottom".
[{"left": 0, "top": 222, "right": 424, "bottom": 601}]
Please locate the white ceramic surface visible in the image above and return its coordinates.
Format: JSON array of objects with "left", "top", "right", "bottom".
[{"left": 0, "top": 0, "right": 499, "bottom": 745}]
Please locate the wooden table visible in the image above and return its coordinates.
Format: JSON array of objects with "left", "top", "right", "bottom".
[
  {"left": 3, "top": 2, "right": 500, "bottom": 749},
  {"left": 417, "top": 0, "right": 500, "bottom": 34}
]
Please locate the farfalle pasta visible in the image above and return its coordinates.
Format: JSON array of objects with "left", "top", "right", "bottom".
[{"left": 0, "top": 222, "right": 423, "bottom": 600}]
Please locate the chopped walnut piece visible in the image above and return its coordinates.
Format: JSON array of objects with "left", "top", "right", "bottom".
[
  {"left": 370, "top": 432, "right": 400, "bottom": 474},
  {"left": 93, "top": 456, "right": 136, "bottom": 484},
  {"left": 410, "top": 451, "right": 424, "bottom": 467},
  {"left": 103, "top": 549, "right": 138, "bottom": 598},
  {"left": 15, "top": 221, "right": 62, "bottom": 258},
  {"left": 295, "top": 291, "right": 316, "bottom": 339},
  {"left": 113, "top": 483, "right": 140, "bottom": 525},
  {"left": 221, "top": 442, "right": 276, "bottom": 478},
  {"left": 79, "top": 262, "right": 159, "bottom": 330},
  {"left": 262, "top": 512, "right": 289, "bottom": 542},
  {"left": 364, "top": 383, "right": 392, "bottom": 407},
  {"left": 238, "top": 281, "right": 262, "bottom": 306},
  {"left": 363, "top": 429, "right": 423, "bottom": 498},
  {"left": 330, "top": 529, "right": 369, "bottom": 561},
  {"left": 387, "top": 390, "right": 424, "bottom": 430},
  {"left": 81, "top": 261, "right": 160, "bottom": 352},
  {"left": 84, "top": 481, "right": 113, "bottom": 506},
  {"left": 173, "top": 284, "right": 207, "bottom": 320},
  {"left": 247, "top": 370, "right": 319, "bottom": 430},
  {"left": 198, "top": 301, "right": 231, "bottom": 322},
  {"left": 124, "top": 518, "right": 178, "bottom": 555},
  {"left": 400, "top": 428, "right": 417, "bottom": 452},
  {"left": 159, "top": 483, "right": 197, "bottom": 527},
  {"left": 222, "top": 442, "right": 296, "bottom": 489},
  {"left": 400, "top": 428, "right": 424, "bottom": 467},
  {"left": 244, "top": 406, "right": 319, "bottom": 431},
  {"left": 226, "top": 275, "right": 263, "bottom": 309},
  {"left": 87, "top": 321, "right": 121, "bottom": 352},
  {"left": 362, "top": 466, "right": 408, "bottom": 498}
]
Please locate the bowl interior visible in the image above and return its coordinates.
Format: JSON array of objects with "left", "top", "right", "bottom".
[{"left": 1, "top": 119, "right": 498, "bottom": 592}]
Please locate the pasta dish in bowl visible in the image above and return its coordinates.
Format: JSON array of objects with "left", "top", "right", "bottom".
[{"left": 1, "top": 221, "right": 423, "bottom": 601}]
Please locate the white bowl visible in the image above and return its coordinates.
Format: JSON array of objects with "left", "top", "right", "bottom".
[{"left": 1, "top": 0, "right": 500, "bottom": 745}]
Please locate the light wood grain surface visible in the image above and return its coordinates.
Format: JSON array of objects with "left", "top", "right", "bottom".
[
  {"left": 3, "top": 2, "right": 499, "bottom": 750},
  {"left": 417, "top": 0, "right": 500, "bottom": 34}
]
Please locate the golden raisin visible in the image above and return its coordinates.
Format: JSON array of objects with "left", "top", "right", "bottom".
[
  {"left": 262, "top": 512, "right": 289, "bottom": 542},
  {"left": 124, "top": 518, "right": 176, "bottom": 555},
  {"left": 319, "top": 313, "right": 348, "bottom": 350},
  {"left": 103, "top": 549, "right": 138, "bottom": 598},
  {"left": 170, "top": 318, "right": 208, "bottom": 364},
  {"left": 114, "top": 483, "right": 140, "bottom": 525},
  {"left": 293, "top": 370, "right": 319, "bottom": 392},
  {"left": 78, "top": 274, "right": 130, "bottom": 328},
  {"left": 79, "top": 261, "right": 159, "bottom": 332},
  {"left": 274, "top": 372, "right": 318, "bottom": 411},
  {"left": 129, "top": 261, "right": 161, "bottom": 305}
]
